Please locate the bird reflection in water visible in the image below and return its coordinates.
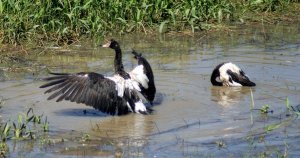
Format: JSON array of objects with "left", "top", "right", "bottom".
[{"left": 210, "top": 86, "right": 254, "bottom": 107}]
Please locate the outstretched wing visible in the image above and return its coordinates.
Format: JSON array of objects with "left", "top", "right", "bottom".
[
  {"left": 40, "top": 72, "right": 132, "bottom": 115},
  {"left": 129, "top": 50, "right": 156, "bottom": 104}
]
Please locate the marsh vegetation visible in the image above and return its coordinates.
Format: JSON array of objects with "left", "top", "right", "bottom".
[{"left": 0, "top": 0, "right": 299, "bottom": 46}]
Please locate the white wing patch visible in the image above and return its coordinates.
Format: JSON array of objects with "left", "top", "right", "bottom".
[
  {"left": 129, "top": 65, "right": 149, "bottom": 89},
  {"left": 134, "top": 100, "right": 147, "bottom": 113},
  {"left": 106, "top": 75, "right": 141, "bottom": 97},
  {"left": 227, "top": 81, "right": 242, "bottom": 86},
  {"left": 106, "top": 75, "right": 125, "bottom": 97},
  {"left": 219, "top": 62, "right": 242, "bottom": 87}
]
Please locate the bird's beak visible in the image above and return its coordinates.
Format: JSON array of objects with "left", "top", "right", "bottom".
[{"left": 100, "top": 41, "right": 111, "bottom": 48}]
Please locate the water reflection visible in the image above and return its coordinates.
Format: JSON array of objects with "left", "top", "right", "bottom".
[
  {"left": 210, "top": 86, "right": 253, "bottom": 107},
  {"left": 86, "top": 114, "right": 155, "bottom": 157},
  {"left": 91, "top": 114, "right": 154, "bottom": 138}
]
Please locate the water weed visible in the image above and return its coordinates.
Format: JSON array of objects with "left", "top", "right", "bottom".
[{"left": 0, "top": 108, "right": 49, "bottom": 156}]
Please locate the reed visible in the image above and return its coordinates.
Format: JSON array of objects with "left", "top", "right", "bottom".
[{"left": 0, "top": 0, "right": 298, "bottom": 45}]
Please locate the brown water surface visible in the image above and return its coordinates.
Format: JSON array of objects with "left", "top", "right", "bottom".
[{"left": 1, "top": 23, "right": 300, "bottom": 157}]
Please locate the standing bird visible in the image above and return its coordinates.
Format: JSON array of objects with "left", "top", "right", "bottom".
[
  {"left": 40, "top": 39, "right": 156, "bottom": 115},
  {"left": 211, "top": 62, "right": 256, "bottom": 87}
]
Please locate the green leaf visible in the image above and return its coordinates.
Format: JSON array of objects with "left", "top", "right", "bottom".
[
  {"left": 83, "top": 0, "right": 93, "bottom": 10},
  {"left": 3, "top": 123, "right": 10, "bottom": 136},
  {"left": 0, "top": 0, "right": 3, "bottom": 14},
  {"left": 116, "top": 17, "right": 127, "bottom": 24},
  {"left": 265, "top": 123, "right": 281, "bottom": 132},
  {"left": 285, "top": 97, "right": 290, "bottom": 108},
  {"left": 65, "top": 13, "right": 73, "bottom": 21},
  {"left": 159, "top": 21, "right": 168, "bottom": 33},
  {"left": 136, "top": 8, "right": 141, "bottom": 22},
  {"left": 62, "top": 27, "right": 69, "bottom": 34}
]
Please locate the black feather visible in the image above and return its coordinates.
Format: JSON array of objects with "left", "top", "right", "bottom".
[
  {"left": 131, "top": 49, "right": 156, "bottom": 104},
  {"left": 210, "top": 62, "right": 225, "bottom": 86},
  {"left": 40, "top": 40, "right": 153, "bottom": 115},
  {"left": 40, "top": 78, "right": 67, "bottom": 88},
  {"left": 44, "top": 81, "right": 67, "bottom": 93}
]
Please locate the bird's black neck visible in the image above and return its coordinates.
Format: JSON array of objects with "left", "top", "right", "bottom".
[
  {"left": 114, "top": 47, "right": 130, "bottom": 79},
  {"left": 114, "top": 47, "right": 124, "bottom": 72},
  {"left": 211, "top": 70, "right": 223, "bottom": 86}
]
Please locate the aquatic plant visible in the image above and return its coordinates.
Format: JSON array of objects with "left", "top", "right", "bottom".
[
  {"left": 0, "top": 108, "right": 49, "bottom": 156},
  {"left": 216, "top": 139, "right": 226, "bottom": 149},
  {"left": 0, "top": 0, "right": 298, "bottom": 45},
  {"left": 260, "top": 105, "right": 270, "bottom": 114},
  {"left": 284, "top": 97, "right": 300, "bottom": 117},
  {"left": 81, "top": 133, "right": 90, "bottom": 142}
]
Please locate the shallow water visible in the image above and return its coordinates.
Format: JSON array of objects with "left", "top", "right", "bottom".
[{"left": 1, "top": 23, "right": 300, "bottom": 157}]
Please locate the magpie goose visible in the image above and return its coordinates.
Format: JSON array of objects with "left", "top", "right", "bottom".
[
  {"left": 40, "top": 39, "right": 156, "bottom": 115},
  {"left": 211, "top": 62, "right": 256, "bottom": 87}
]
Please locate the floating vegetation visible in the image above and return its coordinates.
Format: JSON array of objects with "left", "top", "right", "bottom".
[
  {"left": 216, "top": 139, "right": 227, "bottom": 150},
  {"left": 260, "top": 105, "right": 272, "bottom": 114}
]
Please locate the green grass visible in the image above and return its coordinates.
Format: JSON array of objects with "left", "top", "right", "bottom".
[{"left": 0, "top": 0, "right": 299, "bottom": 46}]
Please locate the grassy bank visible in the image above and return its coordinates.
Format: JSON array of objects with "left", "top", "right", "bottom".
[{"left": 0, "top": 0, "right": 299, "bottom": 46}]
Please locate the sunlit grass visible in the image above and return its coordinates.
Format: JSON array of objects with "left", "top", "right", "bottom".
[{"left": 0, "top": 0, "right": 298, "bottom": 46}]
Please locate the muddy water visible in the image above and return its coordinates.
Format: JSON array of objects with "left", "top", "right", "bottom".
[{"left": 1, "top": 23, "right": 300, "bottom": 157}]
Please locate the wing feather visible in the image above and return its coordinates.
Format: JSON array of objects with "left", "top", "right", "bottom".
[
  {"left": 40, "top": 78, "right": 67, "bottom": 88},
  {"left": 131, "top": 50, "right": 156, "bottom": 104},
  {"left": 40, "top": 72, "right": 132, "bottom": 115}
]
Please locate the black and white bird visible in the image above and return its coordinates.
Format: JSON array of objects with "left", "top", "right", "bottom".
[
  {"left": 211, "top": 62, "right": 256, "bottom": 87},
  {"left": 40, "top": 39, "right": 156, "bottom": 115}
]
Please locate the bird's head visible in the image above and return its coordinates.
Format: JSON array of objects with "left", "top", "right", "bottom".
[{"left": 100, "top": 39, "right": 120, "bottom": 50}]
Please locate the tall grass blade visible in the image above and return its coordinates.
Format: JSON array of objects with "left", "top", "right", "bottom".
[{"left": 159, "top": 21, "right": 168, "bottom": 33}]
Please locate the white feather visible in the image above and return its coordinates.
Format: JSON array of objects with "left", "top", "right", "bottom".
[
  {"left": 134, "top": 100, "right": 147, "bottom": 113},
  {"left": 106, "top": 75, "right": 125, "bottom": 97},
  {"left": 218, "top": 62, "right": 242, "bottom": 87},
  {"left": 228, "top": 81, "right": 242, "bottom": 86},
  {"left": 125, "top": 79, "right": 141, "bottom": 91},
  {"left": 126, "top": 102, "right": 133, "bottom": 112},
  {"left": 106, "top": 75, "right": 141, "bottom": 97},
  {"left": 130, "top": 65, "right": 149, "bottom": 89}
]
